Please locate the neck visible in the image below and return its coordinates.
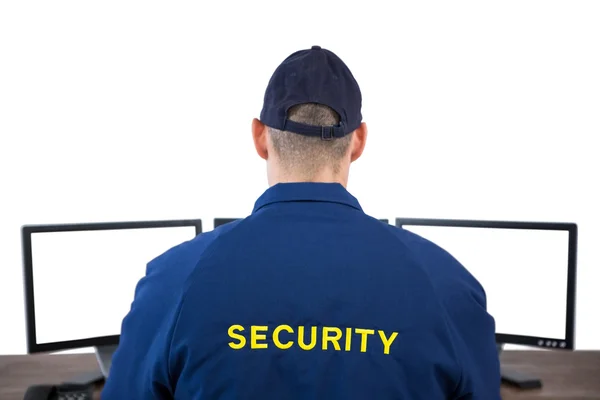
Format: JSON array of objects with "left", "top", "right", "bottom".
[{"left": 267, "top": 167, "right": 349, "bottom": 188}]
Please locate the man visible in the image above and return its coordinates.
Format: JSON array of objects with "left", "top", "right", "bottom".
[{"left": 102, "top": 46, "right": 501, "bottom": 399}]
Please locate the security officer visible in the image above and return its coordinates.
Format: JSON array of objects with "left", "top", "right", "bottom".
[{"left": 102, "top": 46, "right": 501, "bottom": 399}]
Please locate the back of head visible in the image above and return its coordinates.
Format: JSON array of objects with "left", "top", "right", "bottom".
[
  {"left": 256, "top": 46, "right": 366, "bottom": 185},
  {"left": 268, "top": 103, "right": 352, "bottom": 179}
]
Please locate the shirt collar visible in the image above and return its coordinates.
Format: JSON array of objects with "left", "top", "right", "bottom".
[{"left": 252, "top": 182, "right": 363, "bottom": 214}]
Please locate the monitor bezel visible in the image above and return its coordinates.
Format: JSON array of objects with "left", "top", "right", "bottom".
[
  {"left": 395, "top": 217, "right": 577, "bottom": 350},
  {"left": 213, "top": 218, "right": 240, "bottom": 228},
  {"left": 21, "top": 219, "right": 203, "bottom": 354}
]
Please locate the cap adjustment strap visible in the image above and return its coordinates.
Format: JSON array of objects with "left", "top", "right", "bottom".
[
  {"left": 279, "top": 118, "right": 345, "bottom": 139},
  {"left": 321, "top": 126, "right": 334, "bottom": 141}
]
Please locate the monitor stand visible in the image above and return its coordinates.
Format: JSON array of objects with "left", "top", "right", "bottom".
[
  {"left": 497, "top": 344, "right": 543, "bottom": 390},
  {"left": 63, "top": 345, "right": 118, "bottom": 386}
]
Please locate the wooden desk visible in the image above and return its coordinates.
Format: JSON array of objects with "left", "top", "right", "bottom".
[
  {"left": 0, "top": 353, "right": 102, "bottom": 400},
  {"left": 500, "top": 351, "right": 600, "bottom": 399},
  {"left": 0, "top": 351, "right": 599, "bottom": 399}
]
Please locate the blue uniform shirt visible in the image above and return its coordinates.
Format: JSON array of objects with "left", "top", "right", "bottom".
[{"left": 102, "top": 183, "right": 501, "bottom": 399}]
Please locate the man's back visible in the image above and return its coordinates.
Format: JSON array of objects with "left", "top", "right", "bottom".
[{"left": 103, "top": 183, "right": 500, "bottom": 399}]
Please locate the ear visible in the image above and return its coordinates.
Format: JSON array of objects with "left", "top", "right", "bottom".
[
  {"left": 350, "top": 122, "right": 368, "bottom": 162},
  {"left": 252, "top": 118, "right": 269, "bottom": 161}
]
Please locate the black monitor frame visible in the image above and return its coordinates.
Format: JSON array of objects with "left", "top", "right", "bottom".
[
  {"left": 395, "top": 217, "right": 577, "bottom": 351},
  {"left": 21, "top": 219, "right": 203, "bottom": 354},
  {"left": 214, "top": 218, "right": 240, "bottom": 228}
]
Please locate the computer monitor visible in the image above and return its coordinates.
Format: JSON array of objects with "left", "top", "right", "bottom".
[
  {"left": 21, "top": 219, "right": 202, "bottom": 383},
  {"left": 395, "top": 218, "right": 577, "bottom": 388}
]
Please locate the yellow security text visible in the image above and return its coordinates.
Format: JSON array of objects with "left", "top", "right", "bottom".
[{"left": 227, "top": 324, "right": 398, "bottom": 355}]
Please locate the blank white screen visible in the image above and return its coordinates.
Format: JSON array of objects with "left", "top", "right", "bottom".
[
  {"left": 31, "top": 226, "right": 197, "bottom": 344},
  {"left": 402, "top": 225, "right": 570, "bottom": 341}
]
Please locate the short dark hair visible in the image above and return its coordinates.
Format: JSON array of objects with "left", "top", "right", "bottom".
[{"left": 268, "top": 103, "right": 352, "bottom": 177}]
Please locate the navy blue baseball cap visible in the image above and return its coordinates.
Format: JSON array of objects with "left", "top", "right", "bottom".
[{"left": 259, "top": 46, "right": 362, "bottom": 140}]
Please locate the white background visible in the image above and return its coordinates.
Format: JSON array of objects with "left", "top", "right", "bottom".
[
  {"left": 30, "top": 227, "right": 197, "bottom": 344},
  {"left": 1, "top": 1, "right": 598, "bottom": 354}
]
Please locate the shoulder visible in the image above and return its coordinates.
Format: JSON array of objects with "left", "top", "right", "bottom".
[
  {"left": 382, "top": 224, "right": 487, "bottom": 306},
  {"left": 128, "top": 219, "right": 247, "bottom": 312},
  {"left": 145, "top": 219, "right": 245, "bottom": 280}
]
